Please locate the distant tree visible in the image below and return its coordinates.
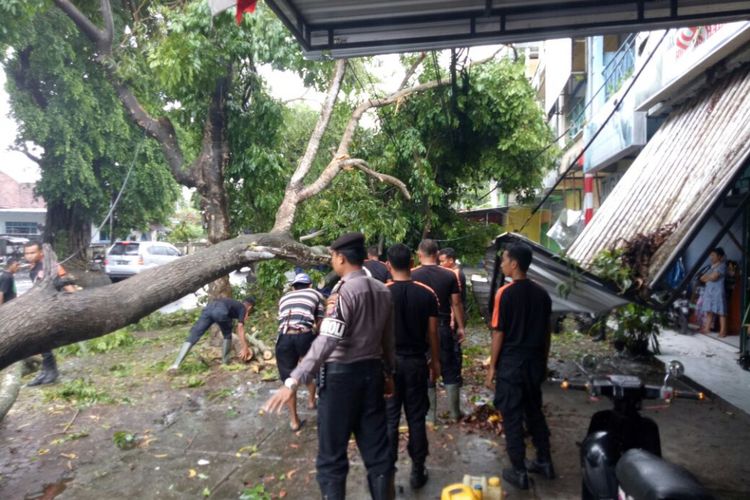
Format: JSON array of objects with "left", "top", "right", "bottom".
[{"left": 0, "top": 3, "right": 179, "bottom": 270}]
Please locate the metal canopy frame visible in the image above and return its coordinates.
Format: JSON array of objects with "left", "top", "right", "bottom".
[{"left": 265, "top": 0, "right": 750, "bottom": 59}]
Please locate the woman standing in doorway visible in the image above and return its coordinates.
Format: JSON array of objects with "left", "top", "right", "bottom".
[{"left": 699, "top": 247, "right": 728, "bottom": 337}]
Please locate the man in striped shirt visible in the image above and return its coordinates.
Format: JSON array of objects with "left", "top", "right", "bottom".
[{"left": 275, "top": 272, "right": 325, "bottom": 431}]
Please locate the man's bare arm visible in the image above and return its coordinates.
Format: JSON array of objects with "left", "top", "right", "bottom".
[{"left": 451, "top": 293, "right": 465, "bottom": 341}]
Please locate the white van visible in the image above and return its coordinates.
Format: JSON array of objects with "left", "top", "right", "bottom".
[{"left": 104, "top": 241, "right": 182, "bottom": 282}]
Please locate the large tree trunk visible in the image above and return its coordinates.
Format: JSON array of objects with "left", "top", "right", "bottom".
[
  {"left": 194, "top": 70, "right": 233, "bottom": 298},
  {"left": 0, "top": 236, "right": 327, "bottom": 371},
  {"left": 42, "top": 200, "right": 110, "bottom": 289}
]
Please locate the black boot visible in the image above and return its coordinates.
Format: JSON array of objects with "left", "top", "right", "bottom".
[
  {"left": 27, "top": 352, "right": 58, "bottom": 387},
  {"left": 409, "top": 463, "right": 428, "bottom": 489},
  {"left": 367, "top": 473, "right": 395, "bottom": 500},
  {"left": 502, "top": 466, "right": 529, "bottom": 490},
  {"left": 525, "top": 458, "right": 555, "bottom": 479},
  {"left": 319, "top": 481, "right": 346, "bottom": 500}
]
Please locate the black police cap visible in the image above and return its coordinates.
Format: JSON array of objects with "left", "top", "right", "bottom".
[{"left": 330, "top": 232, "right": 365, "bottom": 251}]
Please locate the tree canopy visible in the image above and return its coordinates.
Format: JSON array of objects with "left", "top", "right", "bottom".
[{"left": 0, "top": 1, "right": 179, "bottom": 256}]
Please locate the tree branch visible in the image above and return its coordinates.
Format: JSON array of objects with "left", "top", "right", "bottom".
[
  {"left": 53, "top": 0, "right": 113, "bottom": 56},
  {"left": 343, "top": 159, "right": 411, "bottom": 200},
  {"left": 13, "top": 143, "right": 41, "bottom": 164},
  {"left": 398, "top": 52, "right": 427, "bottom": 90},
  {"left": 298, "top": 158, "right": 410, "bottom": 202},
  {"left": 271, "top": 60, "right": 347, "bottom": 234},
  {"left": 54, "top": 0, "right": 190, "bottom": 185},
  {"left": 289, "top": 59, "right": 347, "bottom": 188},
  {"left": 336, "top": 51, "right": 500, "bottom": 158}
]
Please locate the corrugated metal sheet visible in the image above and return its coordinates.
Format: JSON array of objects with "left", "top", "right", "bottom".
[
  {"left": 568, "top": 64, "right": 750, "bottom": 285},
  {"left": 483, "top": 233, "right": 628, "bottom": 320},
  {"left": 266, "top": 0, "right": 750, "bottom": 59}
]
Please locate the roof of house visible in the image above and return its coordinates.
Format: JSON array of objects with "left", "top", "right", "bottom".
[
  {"left": 568, "top": 64, "right": 750, "bottom": 287},
  {"left": 0, "top": 171, "right": 46, "bottom": 210}
]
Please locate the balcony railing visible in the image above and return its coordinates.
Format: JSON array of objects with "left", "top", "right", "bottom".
[
  {"left": 566, "top": 98, "right": 586, "bottom": 140},
  {"left": 603, "top": 34, "right": 636, "bottom": 100}
]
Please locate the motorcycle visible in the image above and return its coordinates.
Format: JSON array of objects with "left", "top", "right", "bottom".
[
  {"left": 667, "top": 290, "right": 690, "bottom": 335},
  {"left": 561, "top": 358, "right": 715, "bottom": 500}
]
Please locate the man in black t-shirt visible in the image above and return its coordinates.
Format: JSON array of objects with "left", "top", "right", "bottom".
[
  {"left": 438, "top": 247, "right": 467, "bottom": 305},
  {"left": 412, "top": 239, "right": 465, "bottom": 423},
  {"left": 486, "top": 243, "right": 554, "bottom": 491},
  {"left": 384, "top": 244, "right": 439, "bottom": 490},
  {"left": 0, "top": 258, "right": 20, "bottom": 305},
  {"left": 169, "top": 297, "right": 256, "bottom": 371},
  {"left": 364, "top": 246, "right": 392, "bottom": 283}
]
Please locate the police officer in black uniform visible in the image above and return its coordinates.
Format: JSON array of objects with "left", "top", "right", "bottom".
[
  {"left": 486, "top": 243, "right": 555, "bottom": 490},
  {"left": 263, "top": 232, "right": 396, "bottom": 500}
]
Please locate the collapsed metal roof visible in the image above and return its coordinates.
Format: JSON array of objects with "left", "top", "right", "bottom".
[
  {"left": 482, "top": 233, "right": 628, "bottom": 320},
  {"left": 568, "top": 64, "right": 750, "bottom": 288},
  {"left": 265, "top": 0, "right": 750, "bottom": 59}
]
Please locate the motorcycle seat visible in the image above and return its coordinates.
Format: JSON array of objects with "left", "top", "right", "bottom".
[{"left": 616, "top": 449, "right": 714, "bottom": 500}]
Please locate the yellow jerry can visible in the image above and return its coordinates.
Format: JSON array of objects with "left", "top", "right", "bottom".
[{"left": 441, "top": 483, "right": 481, "bottom": 500}]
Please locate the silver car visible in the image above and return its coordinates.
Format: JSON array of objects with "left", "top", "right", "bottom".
[{"left": 105, "top": 241, "right": 182, "bottom": 282}]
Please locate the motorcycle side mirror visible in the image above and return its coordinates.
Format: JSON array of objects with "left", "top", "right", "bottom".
[{"left": 668, "top": 360, "right": 685, "bottom": 378}]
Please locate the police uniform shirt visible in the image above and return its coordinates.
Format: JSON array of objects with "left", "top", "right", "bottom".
[
  {"left": 212, "top": 298, "right": 249, "bottom": 324},
  {"left": 491, "top": 279, "right": 552, "bottom": 360},
  {"left": 363, "top": 259, "right": 391, "bottom": 283},
  {"left": 412, "top": 264, "right": 460, "bottom": 317},
  {"left": 386, "top": 280, "right": 438, "bottom": 356},
  {"left": 290, "top": 269, "right": 395, "bottom": 384}
]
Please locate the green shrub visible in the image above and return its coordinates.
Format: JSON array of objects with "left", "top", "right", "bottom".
[
  {"left": 43, "top": 379, "right": 115, "bottom": 406},
  {"left": 57, "top": 330, "right": 136, "bottom": 357},
  {"left": 133, "top": 309, "right": 201, "bottom": 331}
]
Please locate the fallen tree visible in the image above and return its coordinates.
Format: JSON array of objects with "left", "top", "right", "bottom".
[{"left": 0, "top": 42, "right": 507, "bottom": 372}]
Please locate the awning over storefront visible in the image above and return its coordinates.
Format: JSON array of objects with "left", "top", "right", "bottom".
[
  {"left": 568, "top": 64, "right": 750, "bottom": 288},
  {"left": 265, "top": 0, "right": 750, "bottom": 59},
  {"left": 482, "top": 233, "right": 628, "bottom": 320}
]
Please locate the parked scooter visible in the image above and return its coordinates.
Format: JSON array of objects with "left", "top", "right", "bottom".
[{"left": 561, "top": 359, "right": 715, "bottom": 500}]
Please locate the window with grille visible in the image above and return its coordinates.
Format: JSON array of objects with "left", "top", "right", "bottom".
[{"left": 5, "top": 221, "right": 39, "bottom": 235}]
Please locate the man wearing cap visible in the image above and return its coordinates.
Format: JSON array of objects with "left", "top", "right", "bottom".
[
  {"left": 275, "top": 272, "right": 325, "bottom": 431},
  {"left": 264, "top": 232, "right": 396, "bottom": 500},
  {"left": 169, "top": 296, "right": 256, "bottom": 371}
]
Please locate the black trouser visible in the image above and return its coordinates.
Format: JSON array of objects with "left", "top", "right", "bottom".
[
  {"left": 317, "top": 359, "right": 393, "bottom": 488},
  {"left": 386, "top": 355, "right": 429, "bottom": 467},
  {"left": 275, "top": 332, "right": 315, "bottom": 380},
  {"left": 186, "top": 304, "right": 233, "bottom": 343},
  {"left": 428, "top": 318, "right": 462, "bottom": 387},
  {"left": 493, "top": 355, "right": 551, "bottom": 469}
]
